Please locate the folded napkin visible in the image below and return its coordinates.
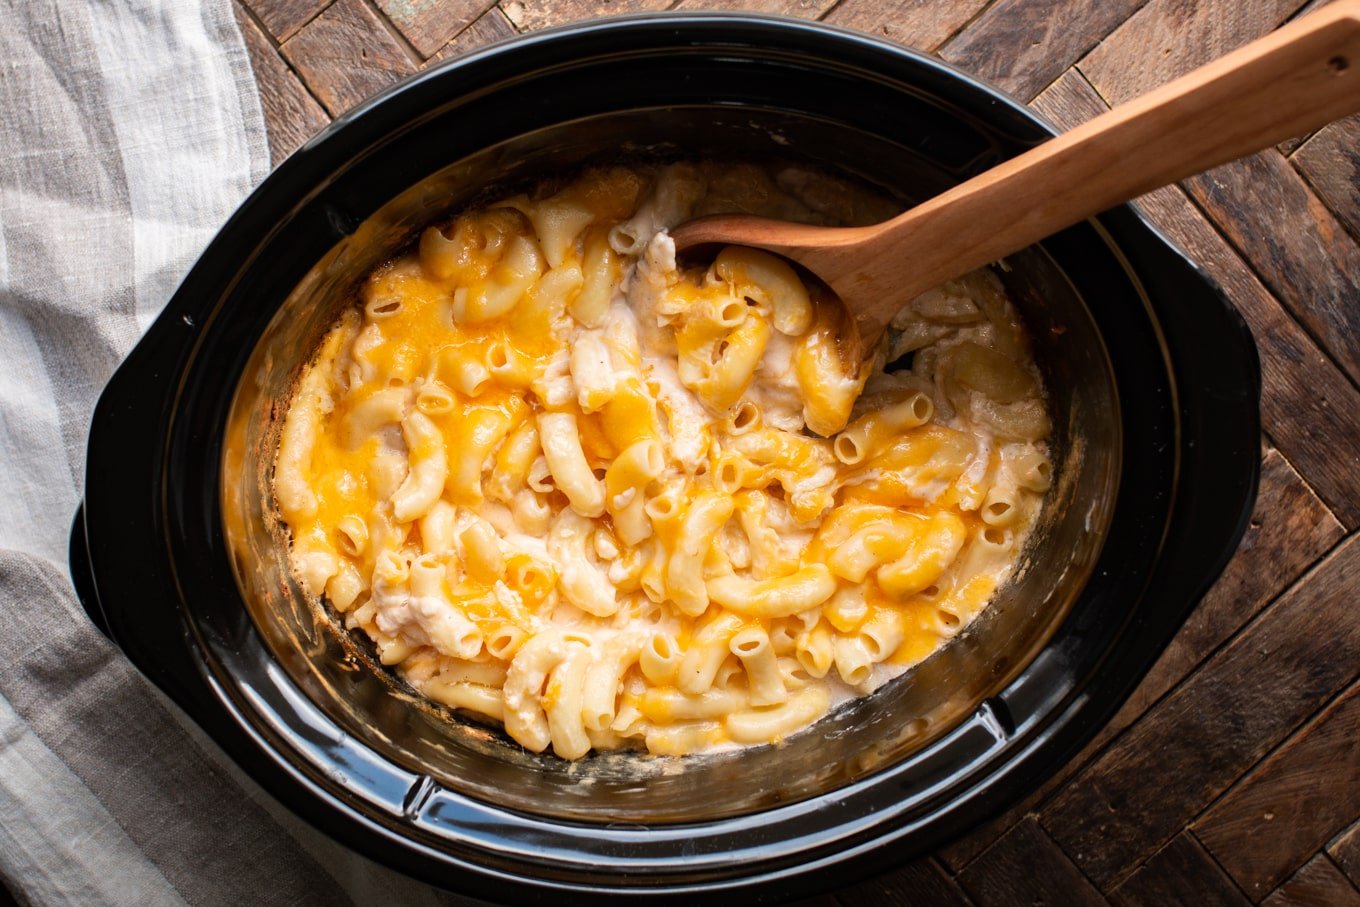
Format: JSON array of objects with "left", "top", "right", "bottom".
[{"left": 0, "top": 2, "right": 471, "bottom": 903}]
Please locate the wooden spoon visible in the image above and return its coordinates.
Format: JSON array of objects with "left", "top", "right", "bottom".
[{"left": 671, "top": 0, "right": 1360, "bottom": 362}]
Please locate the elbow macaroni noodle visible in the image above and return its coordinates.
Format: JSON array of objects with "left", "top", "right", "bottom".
[{"left": 274, "top": 162, "right": 1053, "bottom": 759}]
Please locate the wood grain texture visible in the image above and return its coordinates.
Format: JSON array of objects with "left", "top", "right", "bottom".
[
  {"left": 498, "top": 0, "right": 671, "bottom": 32},
  {"left": 243, "top": 0, "right": 332, "bottom": 41},
  {"left": 1109, "top": 834, "right": 1249, "bottom": 907},
  {"left": 1079, "top": 2, "right": 1360, "bottom": 390},
  {"left": 937, "top": 444, "right": 1344, "bottom": 874},
  {"left": 1040, "top": 533, "right": 1360, "bottom": 889},
  {"left": 941, "top": 69, "right": 1349, "bottom": 873},
  {"left": 1183, "top": 150, "right": 1360, "bottom": 388},
  {"left": 281, "top": 0, "right": 418, "bottom": 116},
  {"left": 1332, "top": 820, "right": 1360, "bottom": 888},
  {"left": 429, "top": 4, "right": 516, "bottom": 62},
  {"left": 1080, "top": 0, "right": 1309, "bottom": 105},
  {"left": 1029, "top": 58, "right": 1112, "bottom": 129},
  {"left": 1027, "top": 69, "right": 1360, "bottom": 524},
  {"left": 822, "top": 0, "right": 991, "bottom": 52},
  {"left": 235, "top": 3, "right": 332, "bottom": 166},
  {"left": 836, "top": 858, "right": 974, "bottom": 907},
  {"left": 672, "top": 0, "right": 836, "bottom": 17},
  {"left": 1195, "top": 682, "right": 1360, "bottom": 897},
  {"left": 939, "top": 0, "right": 1145, "bottom": 102},
  {"left": 1262, "top": 854, "right": 1360, "bottom": 907},
  {"left": 374, "top": 0, "right": 496, "bottom": 57},
  {"left": 1133, "top": 180, "right": 1360, "bottom": 528},
  {"left": 1113, "top": 446, "right": 1344, "bottom": 723},
  {"left": 939, "top": 805, "right": 1028, "bottom": 874},
  {"left": 1293, "top": 114, "right": 1360, "bottom": 241},
  {"left": 958, "top": 819, "right": 1106, "bottom": 907},
  {"left": 687, "top": 4, "right": 1360, "bottom": 349},
  {"left": 1276, "top": 0, "right": 1342, "bottom": 150}
]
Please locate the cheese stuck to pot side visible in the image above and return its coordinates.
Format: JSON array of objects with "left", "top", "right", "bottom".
[{"left": 273, "top": 161, "right": 1053, "bottom": 759}]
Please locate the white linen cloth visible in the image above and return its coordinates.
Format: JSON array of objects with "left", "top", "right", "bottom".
[{"left": 0, "top": 2, "right": 473, "bottom": 903}]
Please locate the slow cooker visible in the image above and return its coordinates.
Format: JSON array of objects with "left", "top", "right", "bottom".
[{"left": 70, "top": 14, "right": 1259, "bottom": 902}]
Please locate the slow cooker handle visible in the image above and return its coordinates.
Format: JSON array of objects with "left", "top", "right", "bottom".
[
  {"left": 1137, "top": 227, "right": 1262, "bottom": 627},
  {"left": 70, "top": 491, "right": 225, "bottom": 720},
  {"left": 68, "top": 504, "right": 113, "bottom": 640}
]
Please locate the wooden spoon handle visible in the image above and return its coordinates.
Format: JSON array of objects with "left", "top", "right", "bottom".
[{"left": 827, "top": 0, "right": 1360, "bottom": 338}]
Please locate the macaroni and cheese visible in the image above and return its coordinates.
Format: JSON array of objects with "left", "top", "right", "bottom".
[{"left": 274, "top": 162, "right": 1053, "bottom": 759}]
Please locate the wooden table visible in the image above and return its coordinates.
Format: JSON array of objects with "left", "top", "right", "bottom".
[{"left": 233, "top": 1, "right": 1360, "bottom": 903}]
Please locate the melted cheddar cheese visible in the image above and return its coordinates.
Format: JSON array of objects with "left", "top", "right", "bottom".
[{"left": 273, "top": 161, "right": 1052, "bottom": 759}]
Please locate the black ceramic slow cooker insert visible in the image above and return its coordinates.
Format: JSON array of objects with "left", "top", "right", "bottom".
[{"left": 71, "top": 15, "right": 1259, "bottom": 902}]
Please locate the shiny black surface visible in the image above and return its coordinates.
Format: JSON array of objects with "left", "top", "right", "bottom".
[{"left": 71, "top": 14, "right": 1260, "bottom": 901}]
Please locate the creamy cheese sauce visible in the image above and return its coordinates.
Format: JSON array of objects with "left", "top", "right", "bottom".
[{"left": 273, "top": 161, "right": 1053, "bottom": 759}]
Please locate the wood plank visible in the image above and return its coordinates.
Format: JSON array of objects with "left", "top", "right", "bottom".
[
  {"left": 1280, "top": 0, "right": 1346, "bottom": 156},
  {"left": 1027, "top": 68, "right": 1360, "bottom": 527},
  {"left": 1078, "top": 0, "right": 1360, "bottom": 390},
  {"left": 1081, "top": 0, "right": 1332, "bottom": 151},
  {"left": 242, "top": 0, "right": 332, "bottom": 42},
  {"left": 1079, "top": 0, "right": 1308, "bottom": 107},
  {"left": 1195, "top": 682, "right": 1360, "bottom": 898},
  {"left": 1292, "top": 115, "right": 1360, "bottom": 243},
  {"left": 822, "top": 0, "right": 991, "bottom": 54},
  {"left": 937, "top": 444, "right": 1343, "bottom": 874},
  {"left": 1110, "top": 834, "right": 1249, "bottom": 907},
  {"left": 1289, "top": 0, "right": 1345, "bottom": 26},
  {"left": 1262, "top": 854, "right": 1360, "bottom": 907},
  {"left": 234, "top": 2, "right": 332, "bottom": 167},
  {"left": 429, "top": 4, "right": 517, "bottom": 64},
  {"left": 1133, "top": 180, "right": 1360, "bottom": 528},
  {"left": 1028, "top": 64, "right": 1113, "bottom": 145},
  {"left": 958, "top": 818, "right": 1106, "bottom": 906},
  {"left": 1039, "top": 534, "right": 1360, "bottom": 889},
  {"left": 1275, "top": 11, "right": 1327, "bottom": 153},
  {"left": 1331, "top": 820, "right": 1360, "bottom": 889},
  {"left": 938, "top": 0, "right": 1145, "bottom": 102},
  {"left": 836, "top": 858, "right": 974, "bottom": 907},
  {"left": 1181, "top": 150, "right": 1360, "bottom": 388},
  {"left": 497, "top": 0, "right": 671, "bottom": 32},
  {"left": 281, "top": 0, "right": 418, "bottom": 117},
  {"left": 1114, "top": 446, "right": 1344, "bottom": 723},
  {"left": 939, "top": 805, "right": 1030, "bottom": 874},
  {"left": 374, "top": 0, "right": 496, "bottom": 58},
  {"left": 672, "top": 0, "right": 837, "bottom": 17},
  {"left": 939, "top": 68, "right": 1348, "bottom": 875}
]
